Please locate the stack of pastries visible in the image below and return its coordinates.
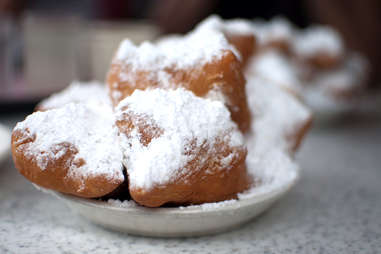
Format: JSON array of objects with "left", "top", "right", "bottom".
[
  {"left": 12, "top": 15, "right": 312, "bottom": 208},
  {"left": 239, "top": 16, "right": 369, "bottom": 111}
]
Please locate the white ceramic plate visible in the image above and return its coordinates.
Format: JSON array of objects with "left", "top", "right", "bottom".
[
  {"left": 36, "top": 169, "right": 299, "bottom": 237},
  {"left": 0, "top": 124, "right": 11, "bottom": 163}
]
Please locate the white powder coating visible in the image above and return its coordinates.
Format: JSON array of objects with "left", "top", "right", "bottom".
[
  {"left": 252, "top": 17, "right": 295, "bottom": 46},
  {"left": 292, "top": 25, "right": 344, "bottom": 57},
  {"left": 179, "top": 199, "right": 237, "bottom": 211},
  {"left": 246, "top": 50, "right": 302, "bottom": 94},
  {"left": 198, "top": 15, "right": 294, "bottom": 48},
  {"left": 116, "top": 88, "right": 244, "bottom": 190},
  {"left": 245, "top": 76, "right": 311, "bottom": 153},
  {"left": 196, "top": 15, "right": 255, "bottom": 36},
  {"left": 107, "top": 199, "right": 138, "bottom": 208},
  {"left": 235, "top": 74, "right": 306, "bottom": 200},
  {"left": 13, "top": 103, "right": 124, "bottom": 187},
  {"left": 37, "top": 81, "right": 110, "bottom": 110},
  {"left": 114, "top": 24, "right": 239, "bottom": 72},
  {"left": 238, "top": 145, "right": 299, "bottom": 199}
]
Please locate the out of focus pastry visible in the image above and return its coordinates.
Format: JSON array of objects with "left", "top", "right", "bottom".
[
  {"left": 245, "top": 17, "right": 369, "bottom": 114},
  {"left": 292, "top": 26, "right": 344, "bottom": 70}
]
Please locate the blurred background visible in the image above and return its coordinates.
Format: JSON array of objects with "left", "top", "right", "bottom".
[{"left": 0, "top": 0, "right": 380, "bottom": 112}]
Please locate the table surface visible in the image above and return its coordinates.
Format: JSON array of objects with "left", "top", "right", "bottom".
[{"left": 1, "top": 113, "right": 380, "bottom": 254}]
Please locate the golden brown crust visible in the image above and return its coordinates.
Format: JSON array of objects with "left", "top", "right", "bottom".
[
  {"left": 128, "top": 140, "right": 251, "bottom": 208},
  {"left": 11, "top": 129, "right": 123, "bottom": 198},
  {"left": 107, "top": 50, "right": 251, "bottom": 133},
  {"left": 225, "top": 33, "right": 256, "bottom": 68}
]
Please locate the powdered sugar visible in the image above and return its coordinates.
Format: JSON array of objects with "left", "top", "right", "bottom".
[
  {"left": 107, "top": 199, "right": 138, "bottom": 208},
  {"left": 196, "top": 15, "right": 254, "bottom": 36},
  {"left": 37, "top": 81, "right": 110, "bottom": 110},
  {"left": 115, "top": 25, "right": 238, "bottom": 73},
  {"left": 198, "top": 15, "right": 294, "bottom": 49},
  {"left": 246, "top": 50, "right": 302, "bottom": 93},
  {"left": 205, "top": 85, "right": 228, "bottom": 103},
  {"left": 232, "top": 75, "right": 306, "bottom": 200},
  {"left": 292, "top": 25, "right": 344, "bottom": 57},
  {"left": 179, "top": 199, "right": 237, "bottom": 211},
  {"left": 245, "top": 75, "right": 311, "bottom": 153},
  {"left": 252, "top": 17, "right": 295, "bottom": 46},
  {"left": 14, "top": 103, "right": 124, "bottom": 188},
  {"left": 116, "top": 88, "right": 244, "bottom": 190},
  {"left": 238, "top": 147, "right": 299, "bottom": 199}
]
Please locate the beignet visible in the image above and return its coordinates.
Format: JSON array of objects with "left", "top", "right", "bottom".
[
  {"left": 12, "top": 103, "right": 124, "bottom": 198},
  {"left": 292, "top": 26, "right": 344, "bottom": 69},
  {"left": 107, "top": 27, "right": 251, "bottom": 133},
  {"left": 115, "top": 88, "right": 251, "bottom": 207}
]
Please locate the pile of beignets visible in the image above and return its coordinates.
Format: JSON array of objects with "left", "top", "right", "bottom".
[
  {"left": 12, "top": 15, "right": 313, "bottom": 208},
  {"left": 241, "top": 16, "right": 369, "bottom": 111}
]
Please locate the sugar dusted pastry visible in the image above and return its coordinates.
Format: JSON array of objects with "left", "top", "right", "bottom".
[
  {"left": 308, "top": 53, "right": 368, "bottom": 98},
  {"left": 107, "top": 26, "right": 251, "bottom": 133},
  {"left": 36, "top": 81, "right": 110, "bottom": 111},
  {"left": 115, "top": 88, "right": 250, "bottom": 207},
  {"left": 196, "top": 15, "right": 257, "bottom": 66},
  {"left": 303, "top": 53, "right": 369, "bottom": 111},
  {"left": 292, "top": 26, "right": 344, "bottom": 69},
  {"left": 12, "top": 103, "right": 124, "bottom": 198}
]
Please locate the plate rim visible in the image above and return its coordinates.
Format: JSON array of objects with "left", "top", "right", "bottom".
[{"left": 48, "top": 168, "right": 299, "bottom": 216}]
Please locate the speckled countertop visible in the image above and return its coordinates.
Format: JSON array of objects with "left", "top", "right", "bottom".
[{"left": 1, "top": 114, "right": 380, "bottom": 254}]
